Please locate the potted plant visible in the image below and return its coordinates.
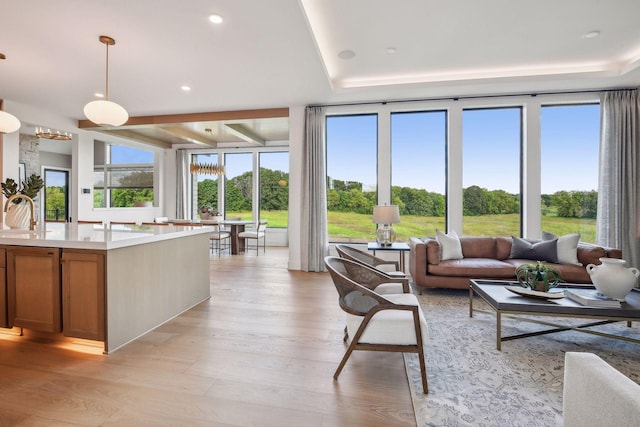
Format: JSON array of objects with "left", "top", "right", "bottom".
[
  {"left": 515, "top": 261, "right": 561, "bottom": 292},
  {"left": 2, "top": 174, "right": 44, "bottom": 229},
  {"left": 2, "top": 174, "right": 44, "bottom": 203}
]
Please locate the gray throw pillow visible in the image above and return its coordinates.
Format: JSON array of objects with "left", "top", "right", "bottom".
[{"left": 510, "top": 236, "right": 558, "bottom": 263}]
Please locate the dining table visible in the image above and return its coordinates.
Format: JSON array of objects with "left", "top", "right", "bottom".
[{"left": 222, "top": 220, "right": 254, "bottom": 254}]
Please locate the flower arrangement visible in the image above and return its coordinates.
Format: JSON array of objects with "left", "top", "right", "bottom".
[{"left": 515, "top": 261, "right": 561, "bottom": 292}]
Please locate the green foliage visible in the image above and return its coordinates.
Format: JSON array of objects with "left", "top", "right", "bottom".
[
  {"left": 45, "top": 186, "right": 66, "bottom": 212},
  {"left": 463, "top": 185, "right": 519, "bottom": 216},
  {"left": 2, "top": 174, "right": 44, "bottom": 204},
  {"left": 197, "top": 179, "right": 218, "bottom": 210}
]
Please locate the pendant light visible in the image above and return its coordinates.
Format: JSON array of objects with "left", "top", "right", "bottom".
[
  {"left": 83, "top": 35, "right": 129, "bottom": 126},
  {"left": 0, "top": 110, "right": 21, "bottom": 134}
]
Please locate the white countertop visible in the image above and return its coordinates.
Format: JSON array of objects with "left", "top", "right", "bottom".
[{"left": 0, "top": 223, "right": 212, "bottom": 250}]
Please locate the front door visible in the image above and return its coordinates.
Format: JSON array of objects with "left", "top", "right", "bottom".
[{"left": 44, "top": 168, "right": 69, "bottom": 222}]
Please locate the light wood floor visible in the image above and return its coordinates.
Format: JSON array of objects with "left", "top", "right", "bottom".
[{"left": 0, "top": 248, "right": 416, "bottom": 426}]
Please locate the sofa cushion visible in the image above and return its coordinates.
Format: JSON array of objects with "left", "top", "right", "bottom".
[
  {"left": 510, "top": 237, "right": 558, "bottom": 263},
  {"left": 460, "top": 236, "right": 497, "bottom": 259},
  {"left": 577, "top": 243, "right": 606, "bottom": 266},
  {"left": 428, "top": 258, "right": 515, "bottom": 278},
  {"left": 426, "top": 239, "right": 441, "bottom": 265},
  {"left": 436, "top": 229, "right": 463, "bottom": 260},
  {"left": 543, "top": 231, "right": 581, "bottom": 265},
  {"left": 496, "top": 237, "right": 512, "bottom": 260}
]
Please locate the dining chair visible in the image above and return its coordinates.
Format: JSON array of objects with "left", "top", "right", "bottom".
[
  {"left": 238, "top": 219, "right": 267, "bottom": 255},
  {"left": 141, "top": 221, "right": 168, "bottom": 226},
  {"left": 109, "top": 221, "right": 136, "bottom": 225},
  {"left": 324, "top": 256, "right": 429, "bottom": 394},
  {"left": 201, "top": 219, "right": 231, "bottom": 255},
  {"left": 77, "top": 220, "right": 103, "bottom": 224},
  {"left": 335, "top": 244, "right": 406, "bottom": 277}
]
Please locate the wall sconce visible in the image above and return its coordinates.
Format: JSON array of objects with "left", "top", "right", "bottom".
[{"left": 373, "top": 204, "right": 400, "bottom": 246}]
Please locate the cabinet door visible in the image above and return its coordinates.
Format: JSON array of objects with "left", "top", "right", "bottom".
[
  {"left": 0, "top": 248, "right": 7, "bottom": 328},
  {"left": 61, "top": 251, "right": 105, "bottom": 341},
  {"left": 7, "top": 246, "right": 61, "bottom": 332}
]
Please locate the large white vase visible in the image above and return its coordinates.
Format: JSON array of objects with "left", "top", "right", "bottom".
[
  {"left": 586, "top": 258, "right": 640, "bottom": 301},
  {"left": 4, "top": 202, "right": 31, "bottom": 229}
]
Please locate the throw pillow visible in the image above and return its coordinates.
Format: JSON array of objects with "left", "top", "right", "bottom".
[
  {"left": 509, "top": 236, "right": 558, "bottom": 263},
  {"left": 542, "top": 231, "right": 581, "bottom": 265},
  {"left": 436, "top": 229, "right": 463, "bottom": 260}
]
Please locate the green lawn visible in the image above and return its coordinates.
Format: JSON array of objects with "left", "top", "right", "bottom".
[
  {"left": 328, "top": 212, "right": 596, "bottom": 243},
  {"left": 226, "top": 210, "right": 596, "bottom": 243}
]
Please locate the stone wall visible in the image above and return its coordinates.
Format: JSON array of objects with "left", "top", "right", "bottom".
[{"left": 18, "top": 134, "right": 41, "bottom": 218}]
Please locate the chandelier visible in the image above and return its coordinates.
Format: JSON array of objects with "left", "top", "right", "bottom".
[
  {"left": 35, "top": 127, "right": 72, "bottom": 140},
  {"left": 83, "top": 35, "right": 129, "bottom": 126},
  {"left": 190, "top": 162, "right": 225, "bottom": 175}
]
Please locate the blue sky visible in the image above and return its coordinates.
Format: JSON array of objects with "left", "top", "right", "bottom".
[{"left": 327, "top": 104, "right": 600, "bottom": 195}]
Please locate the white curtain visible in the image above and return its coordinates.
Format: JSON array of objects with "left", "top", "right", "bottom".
[
  {"left": 301, "top": 106, "right": 329, "bottom": 272},
  {"left": 176, "top": 149, "right": 190, "bottom": 219},
  {"left": 597, "top": 89, "right": 640, "bottom": 269}
]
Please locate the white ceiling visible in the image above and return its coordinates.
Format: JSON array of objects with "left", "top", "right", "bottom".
[{"left": 1, "top": 0, "right": 640, "bottom": 144}]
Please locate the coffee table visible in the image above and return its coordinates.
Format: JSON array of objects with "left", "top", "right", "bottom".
[{"left": 469, "top": 280, "right": 640, "bottom": 350}]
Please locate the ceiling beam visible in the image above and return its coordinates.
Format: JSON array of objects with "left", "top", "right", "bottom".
[
  {"left": 156, "top": 127, "right": 218, "bottom": 147},
  {"left": 78, "top": 107, "right": 289, "bottom": 129},
  {"left": 224, "top": 123, "right": 266, "bottom": 145},
  {"left": 98, "top": 129, "right": 173, "bottom": 149}
]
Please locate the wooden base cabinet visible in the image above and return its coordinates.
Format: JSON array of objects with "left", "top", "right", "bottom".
[
  {"left": 0, "top": 248, "right": 6, "bottom": 328},
  {"left": 61, "top": 250, "right": 105, "bottom": 341},
  {"left": 7, "top": 246, "right": 61, "bottom": 332}
]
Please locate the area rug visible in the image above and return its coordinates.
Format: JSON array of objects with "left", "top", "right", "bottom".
[{"left": 405, "top": 288, "right": 640, "bottom": 427}]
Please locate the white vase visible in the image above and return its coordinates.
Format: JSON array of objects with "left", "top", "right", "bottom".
[
  {"left": 586, "top": 258, "right": 640, "bottom": 301},
  {"left": 4, "top": 202, "right": 31, "bottom": 229}
]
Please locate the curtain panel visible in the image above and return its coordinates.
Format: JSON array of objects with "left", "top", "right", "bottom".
[
  {"left": 301, "top": 106, "right": 329, "bottom": 272},
  {"left": 597, "top": 89, "right": 640, "bottom": 269},
  {"left": 176, "top": 149, "right": 190, "bottom": 219}
]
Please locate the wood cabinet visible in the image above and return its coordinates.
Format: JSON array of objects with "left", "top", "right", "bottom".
[
  {"left": 0, "top": 248, "right": 6, "bottom": 328},
  {"left": 6, "top": 246, "right": 61, "bottom": 332},
  {"left": 61, "top": 250, "right": 105, "bottom": 340}
]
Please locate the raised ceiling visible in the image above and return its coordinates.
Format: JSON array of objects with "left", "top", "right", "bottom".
[{"left": 1, "top": 0, "right": 640, "bottom": 148}]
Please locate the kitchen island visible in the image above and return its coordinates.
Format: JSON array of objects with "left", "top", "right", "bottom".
[{"left": 0, "top": 223, "right": 211, "bottom": 352}]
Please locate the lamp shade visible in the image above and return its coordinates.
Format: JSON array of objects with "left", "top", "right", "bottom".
[
  {"left": 83, "top": 100, "right": 129, "bottom": 126},
  {"left": 0, "top": 110, "right": 21, "bottom": 133},
  {"left": 373, "top": 205, "right": 400, "bottom": 224}
]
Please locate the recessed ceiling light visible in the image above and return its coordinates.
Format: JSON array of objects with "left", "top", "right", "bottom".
[
  {"left": 386, "top": 47, "right": 397, "bottom": 55},
  {"left": 94, "top": 92, "right": 104, "bottom": 98},
  {"left": 0, "top": 53, "right": 5, "bottom": 60},
  {"left": 338, "top": 50, "right": 356, "bottom": 60},
  {"left": 582, "top": 30, "right": 600, "bottom": 39},
  {"left": 181, "top": 85, "right": 191, "bottom": 92},
  {"left": 209, "top": 14, "right": 223, "bottom": 24}
]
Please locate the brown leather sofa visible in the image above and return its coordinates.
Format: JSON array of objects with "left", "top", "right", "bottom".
[{"left": 408, "top": 236, "right": 622, "bottom": 291}]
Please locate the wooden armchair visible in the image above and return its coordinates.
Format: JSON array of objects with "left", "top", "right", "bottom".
[
  {"left": 324, "top": 256, "right": 429, "bottom": 393},
  {"left": 335, "top": 244, "right": 405, "bottom": 277}
]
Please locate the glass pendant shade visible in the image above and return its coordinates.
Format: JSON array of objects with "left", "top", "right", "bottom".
[
  {"left": 83, "top": 100, "right": 129, "bottom": 126},
  {"left": 0, "top": 110, "right": 21, "bottom": 133}
]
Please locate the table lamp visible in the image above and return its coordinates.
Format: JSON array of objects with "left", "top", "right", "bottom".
[{"left": 373, "top": 205, "right": 400, "bottom": 246}]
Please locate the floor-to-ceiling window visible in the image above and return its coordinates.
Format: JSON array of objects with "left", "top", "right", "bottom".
[
  {"left": 391, "top": 111, "right": 446, "bottom": 240},
  {"left": 224, "top": 153, "right": 253, "bottom": 220},
  {"left": 259, "top": 151, "right": 289, "bottom": 228},
  {"left": 326, "top": 114, "right": 378, "bottom": 242},
  {"left": 540, "top": 104, "right": 600, "bottom": 242},
  {"left": 462, "top": 107, "right": 522, "bottom": 236}
]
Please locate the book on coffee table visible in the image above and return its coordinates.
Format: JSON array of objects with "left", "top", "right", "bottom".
[{"left": 564, "top": 288, "right": 621, "bottom": 308}]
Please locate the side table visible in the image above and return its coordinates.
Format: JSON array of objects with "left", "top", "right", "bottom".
[{"left": 367, "top": 242, "right": 410, "bottom": 272}]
